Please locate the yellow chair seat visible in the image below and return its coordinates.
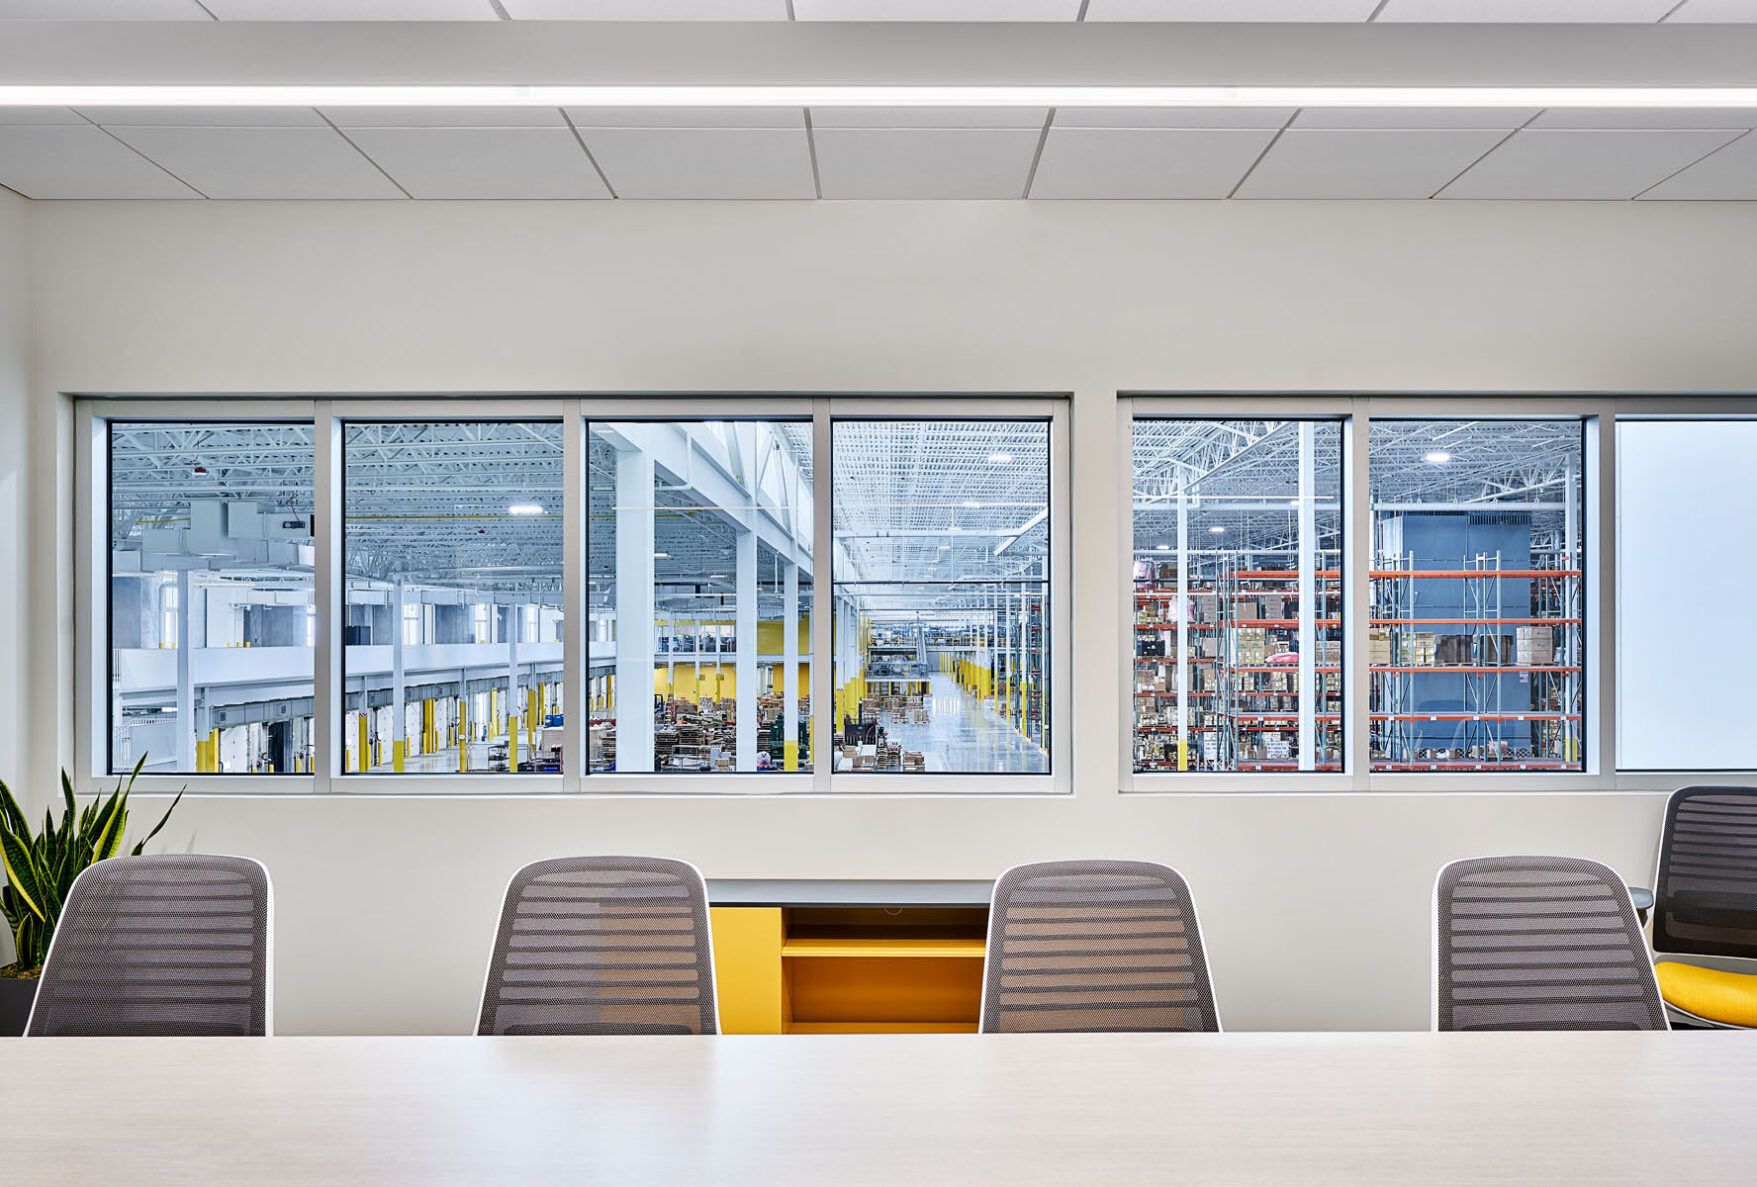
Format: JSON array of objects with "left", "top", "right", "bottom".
[{"left": 1655, "top": 961, "right": 1757, "bottom": 1027}]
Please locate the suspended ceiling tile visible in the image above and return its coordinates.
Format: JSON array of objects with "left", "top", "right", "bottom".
[
  {"left": 565, "top": 108, "right": 801, "bottom": 129},
  {"left": 1376, "top": 0, "right": 1677, "bottom": 19},
  {"left": 344, "top": 128, "right": 610, "bottom": 198},
  {"left": 324, "top": 107, "right": 566, "bottom": 128},
  {"left": 0, "top": 125, "right": 200, "bottom": 198},
  {"left": 500, "top": 0, "right": 787, "bottom": 16},
  {"left": 1028, "top": 127, "right": 1276, "bottom": 198},
  {"left": 1530, "top": 108, "right": 1757, "bottom": 129},
  {"left": 199, "top": 0, "right": 497, "bottom": 15},
  {"left": 1293, "top": 108, "right": 1539, "bottom": 129},
  {"left": 1666, "top": 0, "right": 1757, "bottom": 18},
  {"left": 1236, "top": 128, "right": 1507, "bottom": 198},
  {"left": 0, "top": 108, "right": 85, "bottom": 125},
  {"left": 81, "top": 107, "right": 325, "bottom": 126},
  {"left": 0, "top": 0, "right": 207, "bottom": 16},
  {"left": 1639, "top": 132, "right": 1757, "bottom": 198},
  {"left": 1084, "top": 0, "right": 1379, "bottom": 18},
  {"left": 794, "top": 0, "right": 1080, "bottom": 17},
  {"left": 578, "top": 127, "right": 815, "bottom": 198},
  {"left": 1439, "top": 128, "right": 1742, "bottom": 198},
  {"left": 812, "top": 108, "right": 1047, "bottom": 129},
  {"left": 813, "top": 128, "right": 1041, "bottom": 199},
  {"left": 108, "top": 126, "right": 406, "bottom": 199},
  {"left": 1055, "top": 107, "right": 1293, "bottom": 129}
]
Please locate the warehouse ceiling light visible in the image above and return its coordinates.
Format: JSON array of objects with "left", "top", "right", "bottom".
[
  {"left": 1424, "top": 451, "right": 1453, "bottom": 464},
  {"left": 1209, "top": 525, "right": 1226, "bottom": 534},
  {"left": 986, "top": 453, "right": 1012, "bottom": 464},
  {"left": 9, "top": 85, "right": 1757, "bottom": 110},
  {"left": 507, "top": 503, "right": 545, "bottom": 515}
]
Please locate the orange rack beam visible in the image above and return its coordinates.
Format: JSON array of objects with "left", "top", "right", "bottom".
[
  {"left": 1370, "top": 569, "right": 1580, "bottom": 579},
  {"left": 1369, "top": 618, "right": 1580, "bottom": 626},
  {"left": 1371, "top": 713, "right": 1580, "bottom": 721},
  {"left": 1373, "top": 666, "right": 1580, "bottom": 674}
]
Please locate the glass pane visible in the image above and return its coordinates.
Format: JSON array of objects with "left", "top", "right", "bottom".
[
  {"left": 1369, "top": 420, "right": 1584, "bottom": 772},
  {"left": 1617, "top": 421, "right": 1752, "bottom": 770},
  {"left": 589, "top": 420, "right": 814, "bottom": 775},
  {"left": 831, "top": 419, "right": 1050, "bottom": 775},
  {"left": 1131, "top": 419, "right": 1344, "bottom": 774},
  {"left": 343, "top": 421, "right": 563, "bottom": 775},
  {"left": 108, "top": 422, "right": 315, "bottom": 774}
]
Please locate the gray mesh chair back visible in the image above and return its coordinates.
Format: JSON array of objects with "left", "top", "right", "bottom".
[
  {"left": 477, "top": 856, "right": 718, "bottom": 1036},
  {"left": 1434, "top": 855, "right": 1666, "bottom": 1032},
  {"left": 1651, "top": 786, "right": 1757, "bottom": 959},
  {"left": 27, "top": 854, "right": 271, "bottom": 1037},
  {"left": 980, "top": 859, "right": 1219, "bottom": 1034}
]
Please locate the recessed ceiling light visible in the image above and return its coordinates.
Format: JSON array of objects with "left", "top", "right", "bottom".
[
  {"left": 1210, "top": 526, "right": 1226, "bottom": 534},
  {"left": 986, "top": 453, "right": 1012, "bottom": 464},
  {"left": 653, "top": 552, "right": 670, "bottom": 559},
  {"left": 1425, "top": 451, "right": 1452, "bottom": 465},
  {"left": 1155, "top": 544, "right": 1171, "bottom": 551},
  {"left": 508, "top": 503, "right": 544, "bottom": 515}
]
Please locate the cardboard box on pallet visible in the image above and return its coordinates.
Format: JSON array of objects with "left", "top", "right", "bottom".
[{"left": 1516, "top": 625, "right": 1556, "bottom": 666}]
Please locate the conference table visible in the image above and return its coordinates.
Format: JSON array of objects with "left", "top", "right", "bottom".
[{"left": 3, "top": 1031, "right": 1753, "bottom": 1184}]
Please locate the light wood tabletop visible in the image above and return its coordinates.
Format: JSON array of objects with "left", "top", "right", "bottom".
[{"left": 1, "top": 1031, "right": 1752, "bottom": 1186}]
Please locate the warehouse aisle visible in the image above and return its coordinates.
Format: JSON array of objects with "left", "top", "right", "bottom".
[{"left": 883, "top": 673, "right": 1049, "bottom": 774}]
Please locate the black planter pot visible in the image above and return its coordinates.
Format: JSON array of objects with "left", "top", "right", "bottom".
[{"left": 0, "top": 974, "right": 38, "bottom": 1036}]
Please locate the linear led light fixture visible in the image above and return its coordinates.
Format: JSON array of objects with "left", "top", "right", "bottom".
[{"left": 8, "top": 85, "right": 1757, "bottom": 109}]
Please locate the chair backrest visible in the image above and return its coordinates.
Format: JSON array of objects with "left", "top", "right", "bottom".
[
  {"left": 1433, "top": 855, "right": 1666, "bottom": 1032},
  {"left": 980, "top": 859, "right": 1219, "bottom": 1034},
  {"left": 1651, "top": 786, "right": 1757, "bottom": 959},
  {"left": 27, "top": 854, "right": 272, "bottom": 1037},
  {"left": 477, "top": 855, "right": 717, "bottom": 1036}
]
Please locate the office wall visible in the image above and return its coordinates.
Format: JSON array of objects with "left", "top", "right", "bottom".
[
  {"left": 25, "top": 198, "right": 1757, "bottom": 1033},
  {"left": 0, "top": 190, "right": 28, "bottom": 824}
]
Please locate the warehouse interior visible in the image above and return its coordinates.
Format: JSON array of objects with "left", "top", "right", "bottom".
[{"left": 108, "top": 416, "right": 1051, "bottom": 778}]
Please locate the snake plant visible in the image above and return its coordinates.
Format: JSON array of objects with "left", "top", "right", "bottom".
[{"left": 0, "top": 757, "right": 183, "bottom": 977}]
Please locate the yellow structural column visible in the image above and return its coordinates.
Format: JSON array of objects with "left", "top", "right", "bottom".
[
  {"left": 356, "top": 713, "right": 368, "bottom": 773},
  {"left": 458, "top": 694, "right": 469, "bottom": 773}
]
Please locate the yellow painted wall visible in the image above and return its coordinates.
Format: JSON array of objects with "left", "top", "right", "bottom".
[
  {"left": 652, "top": 662, "right": 812, "bottom": 702},
  {"left": 756, "top": 615, "right": 812, "bottom": 656}
]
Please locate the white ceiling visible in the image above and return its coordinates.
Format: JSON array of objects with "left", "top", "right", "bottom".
[
  {"left": 4, "top": 5, "right": 1757, "bottom": 199},
  {"left": 0, "top": 0, "right": 1751, "bottom": 18},
  {"left": 3, "top": 103, "right": 1753, "bottom": 201}
]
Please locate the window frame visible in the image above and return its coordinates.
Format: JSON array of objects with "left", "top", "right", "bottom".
[
  {"left": 76, "top": 393, "right": 1071, "bottom": 797},
  {"left": 1123, "top": 393, "right": 1757, "bottom": 795}
]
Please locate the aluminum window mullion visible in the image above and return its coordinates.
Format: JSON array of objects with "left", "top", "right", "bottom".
[
  {"left": 1119, "top": 401, "right": 1138, "bottom": 790},
  {"left": 313, "top": 401, "right": 339, "bottom": 794},
  {"left": 562, "top": 400, "right": 585, "bottom": 794},
  {"left": 1347, "top": 401, "right": 1371, "bottom": 788},
  {"left": 1589, "top": 408, "right": 1614, "bottom": 779},
  {"left": 812, "top": 398, "right": 834, "bottom": 793}
]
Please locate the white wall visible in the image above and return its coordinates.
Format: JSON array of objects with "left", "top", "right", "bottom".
[
  {"left": 0, "top": 190, "right": 28, "bottom": 821},
  {"left": 23, "top": 198, "right": 1757, "bottom": 1034}
]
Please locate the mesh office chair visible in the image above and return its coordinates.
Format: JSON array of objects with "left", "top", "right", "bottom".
[
  {"left": 1649, "top": 787, "right": 1757, "bottom": 1028},
  {"left": 477, "top": 856, "right": 718, "bottom": 1036},
  {"left": 27, "top": 854, "right": 272, "bottom": 1037},
  {"left": 980, "top": 859, "right": 1220, "bottom": 1034},
  {"left": 1433, "top": 855, "right": 1666, "bottom": 1032}
]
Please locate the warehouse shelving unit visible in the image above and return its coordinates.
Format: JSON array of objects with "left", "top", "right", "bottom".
[
  {"left": 1132, "top": 554, "right": 1342, "bottom": 772},
  {"left": 1368, "top": 553, "right": 1583, "bottom": 771}
]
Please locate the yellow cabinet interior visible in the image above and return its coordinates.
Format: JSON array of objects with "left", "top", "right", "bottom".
[{"left": 710, "top": 905, "right": 988, "bottom": 1034}]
